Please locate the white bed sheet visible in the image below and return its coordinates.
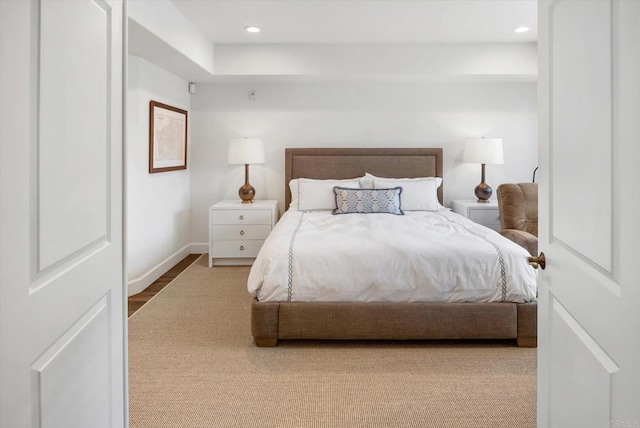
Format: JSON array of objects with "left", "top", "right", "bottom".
[{"left": 248, "top": 209, "right": 537, "bottom": 303}]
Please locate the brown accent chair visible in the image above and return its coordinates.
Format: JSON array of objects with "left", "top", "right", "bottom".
[{"left": 496, "top": 183, "right": 538, "bottom": 256}]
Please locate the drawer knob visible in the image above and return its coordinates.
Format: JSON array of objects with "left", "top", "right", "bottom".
[
  {"left": 240, "top": 230, "right": 245, "bottom": 235},
  {"left": 239, "top": 215, "right": 244, "bottom": 220},
  {"left": 240, "top": 245, "right": 244, "bottom": 251}
]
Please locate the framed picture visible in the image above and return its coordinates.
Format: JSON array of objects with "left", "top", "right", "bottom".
[{"left": 149, "top": 101, "right": 188, "bottom": 173}]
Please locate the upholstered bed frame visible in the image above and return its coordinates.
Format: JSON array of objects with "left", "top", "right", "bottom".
[{"left": 251, "top": 148, "right": 537, "bottom": 347}]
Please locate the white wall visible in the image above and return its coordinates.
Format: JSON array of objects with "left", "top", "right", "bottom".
[
  {"left": 128, "top": 0, "right": 214, "bottom": 76},
  {"left": 213, "top": 43, "right": 537, "bottom": 78},
  {"left": 127, "top": 55, "right": 191, "bottom": 295},
  {"left": 189, "top": 81, "right": 538, "bottom": 244}
]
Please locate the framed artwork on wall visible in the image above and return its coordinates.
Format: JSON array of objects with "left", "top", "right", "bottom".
[{"left": 149, "top": 100, "right": 188, "bottom": 173}]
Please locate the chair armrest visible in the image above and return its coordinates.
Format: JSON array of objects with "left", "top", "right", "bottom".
[{"left": 500, "top": 229, "right": 538, "bottom": 256}]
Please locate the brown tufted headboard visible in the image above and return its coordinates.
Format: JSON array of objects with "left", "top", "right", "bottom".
[{"left": 285, "top": 148, "right": 443, "bottom": 209}]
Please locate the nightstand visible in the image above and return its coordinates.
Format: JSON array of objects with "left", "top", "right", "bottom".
[
  {"left": 209, "top": 200, "right": 279, "bottom": 267},
  {"left": 451, "top": 199, "right": 501, "bottom": 232}
]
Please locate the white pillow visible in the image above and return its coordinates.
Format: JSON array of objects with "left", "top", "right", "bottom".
[
  {"left": 289, "top": 178, "right": 361, "bottom": 211},
  {"left": 364, "top": 172, "right": 443, "bottom": 189},
  {"left": 289, "top": 177, "right": 366, "bottom": 203},
  {"left": 359, "top": 174, "right": 375, "bottom": 189},
  {"left": 373, "top": 178, "right": 440, "bottom": 211}
]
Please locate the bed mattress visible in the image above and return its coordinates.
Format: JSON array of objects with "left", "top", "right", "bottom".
[{"left": 248, "top": 209, "right": 537, "bottom": 303}]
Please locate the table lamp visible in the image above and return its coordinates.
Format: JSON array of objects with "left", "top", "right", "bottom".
[
  {"left": 228, "top": 138, "right": 265, "bottom": 203},
  {"left": 463, "top": 138, "right": 504, "bottom": 203}
]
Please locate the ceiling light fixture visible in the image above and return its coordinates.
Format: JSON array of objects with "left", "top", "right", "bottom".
[
  {"left": 514, "top": 26, "right": 530, "bottom": 33},
  {"left": 245, "top": 26, "right": 261, "bottom": 33}
]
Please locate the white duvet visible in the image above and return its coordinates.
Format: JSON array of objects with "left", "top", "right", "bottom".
[{"left": 248, "top": 209, "right": 537, "bottom": 303}]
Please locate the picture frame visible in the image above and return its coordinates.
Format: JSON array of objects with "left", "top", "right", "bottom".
[{"left": 149, "top": 100, "right": 188, "bottom": 173}]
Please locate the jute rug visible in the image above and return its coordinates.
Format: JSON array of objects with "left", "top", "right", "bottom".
[{"left": 128, "top": 255, "right": 536, "bottom": 428}]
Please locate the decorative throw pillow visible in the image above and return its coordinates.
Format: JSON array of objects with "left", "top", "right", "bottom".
[{"left": 333, "top": 186, "right": 404, "bottom": 215}]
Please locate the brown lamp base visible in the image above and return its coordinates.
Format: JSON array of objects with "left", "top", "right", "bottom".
[
  {"left": 239, "top": 183, "right": 255, "bottom": 204},
  {"left": 474, "top": 182, "right": 493, "bottom": 202},
  {"left": 238, "top": 163, "right": 256, "bottom": 203},
  {"left": 474, "top": 163, "right": 493, "bottom": 202}
]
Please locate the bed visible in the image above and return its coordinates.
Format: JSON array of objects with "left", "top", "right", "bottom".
[{"left": 249, "top": 148, "right": 537, "bottom": 347}]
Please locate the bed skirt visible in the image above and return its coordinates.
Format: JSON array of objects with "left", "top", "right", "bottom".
[{"left": 251, "top": 299, "right": 537, "bottom": 348}]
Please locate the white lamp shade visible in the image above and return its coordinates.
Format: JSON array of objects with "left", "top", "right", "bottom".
[
  {"left": 227, "top": 138, "right": 265, "bottom": 165},
  {"left": 463, "top": 138, "right": 504, "bottom": 164}
]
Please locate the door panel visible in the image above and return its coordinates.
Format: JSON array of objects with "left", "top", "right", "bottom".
[
  {"left": 549, "top": 299, "right": 618, "bottom": 428},
  {"left": 32, "top": 296, "right": 111, "bottom": 428},
  {"left": 550, "top": 0, "right": 612, "bottom": 272},
  {"left": 38, "top": 0, "right": 110, "bottom": 270},
  {"left": 539, "top": 0, "right": 640, "bottom": 427},
  {"left": 0, "top": 1, "right": 126, "bottom": 427}
]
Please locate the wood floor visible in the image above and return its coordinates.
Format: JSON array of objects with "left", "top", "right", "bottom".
[{"left": 128, "top": 254, "right": 201, "bottom": 317}]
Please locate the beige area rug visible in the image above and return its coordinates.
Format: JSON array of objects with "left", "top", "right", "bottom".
[{"left": 129, "top": 256, "right": 536, "bottom": 428}]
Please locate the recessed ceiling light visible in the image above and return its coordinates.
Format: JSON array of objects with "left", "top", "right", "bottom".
[
  {"left": 514, "top": 26, "right": 530, "bottom": 33},
  {"left": 245, "top": 26, "right": 261, "bottom": 33}
]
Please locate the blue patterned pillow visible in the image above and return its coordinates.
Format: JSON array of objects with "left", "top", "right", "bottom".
[{"left": 333, "top": 186, "right": 404, "bottom": 215}]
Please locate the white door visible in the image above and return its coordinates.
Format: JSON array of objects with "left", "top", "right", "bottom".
[
  {"left": 0, "top": 1, "right": 126, "bottom": 427},
  {"left": 538, "top": 1, "right": 640, "bottom": 427}
]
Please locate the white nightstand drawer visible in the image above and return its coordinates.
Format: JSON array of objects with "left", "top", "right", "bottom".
[
  {"left": 211, "top": 225, "right": 271, "bottom": 240},
  {"left": 468, "top": 209, "right": 500, "bottom": 226},
  {"left": 211, "top": 209, "right": 272, "bottom": 225},
  {"left": 209, "top": 200, "right": 279, "bottom": 267},
  {"left": 451, "top": 199, "right": 501, "bottom": 232},
  {"left": 210, "top": 240, "right": 264, "bottom": 257}
]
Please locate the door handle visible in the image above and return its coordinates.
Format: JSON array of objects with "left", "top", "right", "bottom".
[{"left": 527, "top": 252, "right": 546, "bottom": 270}]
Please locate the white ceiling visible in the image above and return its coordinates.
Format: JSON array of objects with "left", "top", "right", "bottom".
[{"left": 171, "top": 0, "right": 537, "bottom": 45}]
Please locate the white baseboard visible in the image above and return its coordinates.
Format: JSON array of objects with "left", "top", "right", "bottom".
[
  {"left": 189, "top": 242, "right": 209, "bottom": 254},
  {"left": 127, "top": 243, "right": 207, "bottom": 296},
  {"left": 211, "top": 257, "right": 255, "bottom": 266}
]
